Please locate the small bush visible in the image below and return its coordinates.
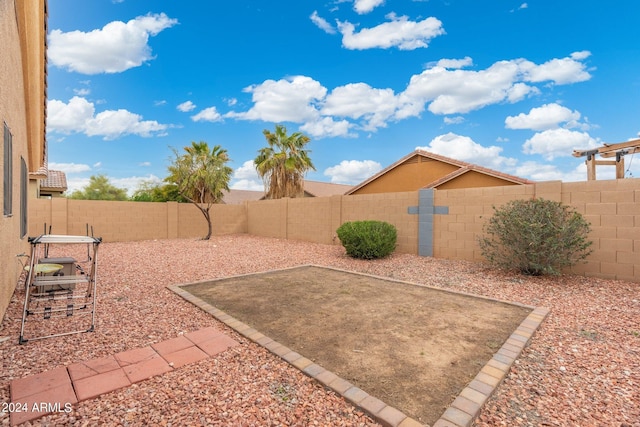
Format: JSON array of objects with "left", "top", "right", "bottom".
[
  {"left": 336, "top": 220, "right": 397, "bottom": 259},
  {"left": 478, "top": 198, "right": 593, "bottom": 276}
]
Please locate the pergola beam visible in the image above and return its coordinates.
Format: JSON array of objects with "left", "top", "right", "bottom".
[
  {"left": 573, "top": 138, "right": 640, "bottom": 180},
  {"left": 573, "top": 138, "right": 640, "bottom": 158},
  {"left": 600, "top": 146, "right": 640, "bottom": 158}
]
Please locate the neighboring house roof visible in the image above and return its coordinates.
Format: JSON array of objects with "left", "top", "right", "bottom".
[
  {"left": 221, "top": 189, "right": 263, "bottom": 204},
  {"left": 40, "top": 170, "right": 68, "bottom": 192},
  {"left": 346, "top": 150, "right": 532, "bottom": 195},
  {"left": 222, "top": 180, "right": 354, "bottom": 204},
  {"left": 423, "top": 163, "right": 532, "bottom": 188},
  {"left": 303, "top": 180, "right": 353, "bottom": 197}
]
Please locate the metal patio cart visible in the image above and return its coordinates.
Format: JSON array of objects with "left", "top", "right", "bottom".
[{"left": 19, "top": 234, "right": 102, "bottom": 344}]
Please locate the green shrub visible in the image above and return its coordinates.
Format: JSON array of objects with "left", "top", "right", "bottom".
[
  {"left": 336, "top": 220, "right": 397, "bottom": 259},
  {"left": 478, "top": 198, "right": 593, "bottom": 276}
]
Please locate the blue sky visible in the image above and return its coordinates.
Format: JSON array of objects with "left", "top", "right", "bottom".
[{"left": 46, "top": 0, "right": 640, "bottom": 195}]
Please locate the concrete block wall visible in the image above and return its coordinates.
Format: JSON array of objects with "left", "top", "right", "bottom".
[
  {"left": 211, "top": 204, "right": 248, "bottom": 236},
  {"left": 175, "top": 203, "right": 246, "bottom": 239},
  {"left": 69, "top": 199, "right": 168, "bottom": 241},
  {"left": 287, "top": 196, "right": 339, "bottom": 245},
  {"left": 176, "top": 203, "right": 208, "bottom": 239},
  {"left": 433, "top": 178, "right": 640, "bottom": 282},
  {"left": 247, "top": 198, "right": 287, "bottom": 239},
  {"left": 433, "top": 185, "right": 535, "bottom": 262},
  {"left": 29, "top": 199, "right": 247, "bottom": 242},
  {"left": 340, "top": 191, "right": 419, "bottom": 254},
  {"left": 245, "top": 192, "right": 418, "bottom": 254},
  {"left": 560, "top": 179, "right": 640, "bottom": 281},
  {"left": 27, "top": 178, "right": 640, "bottom": 282}
]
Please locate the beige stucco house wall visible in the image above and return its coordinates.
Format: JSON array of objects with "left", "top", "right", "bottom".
[
  {"left": 0, "top": 0, "right": 48, "bottom": 321},
  {"left": 347, "top": 150, "right": 531, "bottom": 195}
]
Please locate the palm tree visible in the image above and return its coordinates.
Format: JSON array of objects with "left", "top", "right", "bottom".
[
  {"left": 254, "top": 124, "right": 315, "bottom": 199},
  {"left": 166, "top": 141, "right": 232, "bottom": 240}
]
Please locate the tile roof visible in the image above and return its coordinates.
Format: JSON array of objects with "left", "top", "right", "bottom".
[
  {"left": 40, "top": 170, "right": 68, "bottom": 191},
  {"left": 423, "top": 163, "right": 533, "bottom": 189}
]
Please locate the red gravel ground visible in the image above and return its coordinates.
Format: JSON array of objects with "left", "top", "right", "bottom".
[{"left": 1, "top": 235, "right": 639, "bottom": 426}]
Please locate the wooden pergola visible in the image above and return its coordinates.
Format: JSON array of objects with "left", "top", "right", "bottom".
[{"left": 573, "top": 138, "right": 640, "bottom": 180}]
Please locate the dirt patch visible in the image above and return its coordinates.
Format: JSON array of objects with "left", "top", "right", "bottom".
[{"left": 183, "top": 265, "right": 532, "bottom": 425}]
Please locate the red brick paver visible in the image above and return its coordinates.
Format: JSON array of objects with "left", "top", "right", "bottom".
[
  {"left": 9, "top": 367, "right": 77, "bottom": 426},
  {"left": 8, "top": 328, "right": 238, "bottom": 426}
]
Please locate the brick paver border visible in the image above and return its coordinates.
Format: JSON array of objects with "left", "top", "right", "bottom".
[
  {"left": 170, "top": 264, "right": 549, "bottom": 427},
  {"left": 8, "top": 327, "right": 238, "bottom": 426}
]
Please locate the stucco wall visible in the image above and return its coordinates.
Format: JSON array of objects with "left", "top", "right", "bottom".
[
  {"left": 352, "top": 157, "right": 458, "bottom": 194},
  {"left": 350, "top": 155, "right": 522, "bottom": 195},
  {"left": 1, "top": 0, "right": 32, "bottom": 320}
]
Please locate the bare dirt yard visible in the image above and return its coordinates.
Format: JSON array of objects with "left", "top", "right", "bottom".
[{"left": 183, "top": 265, "right": 532, "bottom": 425}]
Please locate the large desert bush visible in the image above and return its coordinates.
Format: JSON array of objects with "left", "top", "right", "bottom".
[{"left": 478, "top": 198, "right": 592, "bottom": 276}]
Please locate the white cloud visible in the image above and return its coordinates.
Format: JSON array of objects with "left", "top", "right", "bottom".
[
  {"left": 400, "top": 53, "right": 590, "bottom": 116},
  {"left": 113, "top": 174, "right": 162, "bottom": 196},
  {"left": 570, "top": 50, "right": 591, "bottom": 61},
  {"left": 435, "top": 57, "right": 473, "bottom": 69},
  {"left": 514, "top": 162, "right": 597, "bottom": 182},
  {"left": 310, "top": 11, "right": 336, "bottom": 34},
  {"left": 48, "top": 13, "right": 178, "bottom": 74},
  {"left": 338, "top": 14, "right": 444, "bottom": 50},
  {"left": 522, "top": 128, "right": 599, "bottom": 160},
  {"left": 224, "top": 53, "right": 592, "bottom": 139},
  {"left": 402, "top": 60, "right": 537, "bottom": 115},
  {"left": 443, "top": 116, "right": 465, "bottom": 125},
  {"left": 324, "top": 160, "right": 383, "bottom": 184},
  {"left": 65, "top": 176, "right": 91, "bottom": 195},
  {"left": 85, "top": 109, "right": 168, "bottom": 139},
  {"left": 139, "top": 162, "right": 151, "bottom": 167},
  {"left": 299, "top": 117, "right": 354, "bottom": 138},
  {"left": 322, "top": 83, "right": 398, "bottom": 130},
  {"left": 230, "top": 179, "right": 264, "bottom": 191},
  {"left": 417, "top": 132, "right": 517, "bottom": 170},
  {"left": 225, "top": 76, "right": 326, "bottom": 123},
  {"left": 231, "top": 162, "right": 263, "bottom": 190},
  {"left": 353, "top": 0, "right": 385, "bottom": 14},
  {"left": 514, "top": 161, "right": 566, "bottom": 181},
  {"left": 507, "top": 83, "right": 539, "bottom": 103},
  {"left": 233, "top": 160, "right": 259, "bottom": 180},
  {"left": 505, "top": 103, "right": 582, "bottom": 131},
  {"left": 74, "top": 88, "right": 90, "bottom": 96},
  {"left": 47, "top": 96, "right": 169, "bottom": 140},
  {"left": 177, "top": 101, "right": 196, "bottom": 112},
  {"left": 48, "top": 97, "right": 95, "bottom": 133},
  {"left": 521, "top": 51, "right": 592, "bottom": 85},
  {"left": 48, "top": 162, "right": 91, "bottom": 174},
  {"left": 191, "top": 106, "right": 222, "bottom": 122}
]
